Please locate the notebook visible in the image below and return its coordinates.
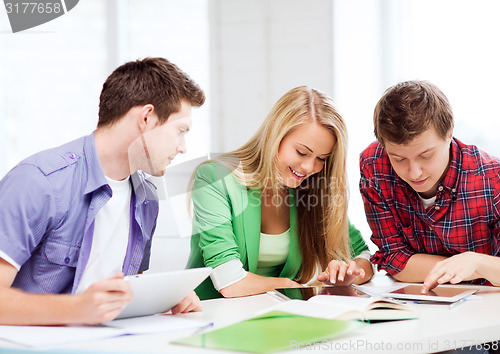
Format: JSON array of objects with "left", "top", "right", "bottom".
[{"left": 172, "top": 311, "right": 362, "bottom": 353}]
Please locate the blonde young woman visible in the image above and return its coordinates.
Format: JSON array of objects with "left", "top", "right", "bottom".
[{"left": 187, "top": 86, "right": 373, "bottom": 300}]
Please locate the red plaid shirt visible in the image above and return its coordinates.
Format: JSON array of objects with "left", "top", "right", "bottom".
[{"left": 360, "top": 138, "right": 500, "bottom": 280}]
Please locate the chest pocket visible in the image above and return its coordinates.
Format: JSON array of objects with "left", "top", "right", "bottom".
[{"left": 36, "top": 241, "right": 81, "bottom": 293}]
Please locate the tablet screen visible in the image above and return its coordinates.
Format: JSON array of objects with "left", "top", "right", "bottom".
[
  {"left": 386, "top": 284, "right": 478, "bottom": 302},
  {"left": 274, "top": 286, "right": 370, "bottom": 300}
]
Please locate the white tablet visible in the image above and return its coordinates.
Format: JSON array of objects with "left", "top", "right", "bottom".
[
  {"left": 272, "top": 285, "right": 370, "bottom": 301},
  {"left": 116, "top": 267, "right": 212, "bottom": 319},
  {"left": 383, "top": 284, "right": 478, "bottom": 303}
]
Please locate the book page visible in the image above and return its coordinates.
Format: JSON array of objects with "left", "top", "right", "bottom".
[{"left": 308, "top": 296, "right": 417, "bottom": 321}]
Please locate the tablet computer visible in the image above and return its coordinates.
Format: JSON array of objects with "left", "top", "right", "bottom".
[
  {"left": 382, "top": 284, "right": 478, "bottom": 303},
  {"left": 116, "top": 267, "right": 212, "bottom": 319},
  {"left": 272, "top": 285, "right": 370, "bottom": 301}
]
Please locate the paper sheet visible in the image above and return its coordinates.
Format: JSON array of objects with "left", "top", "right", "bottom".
[
  {"left": 104, "top": 314, "right": 211, "bottom": 335},
  {"left": 0, "top": 315, "right": 208, "bottom": 348},
  {"left": 0, "top": 325, "right": 124, "bottom": 348}
]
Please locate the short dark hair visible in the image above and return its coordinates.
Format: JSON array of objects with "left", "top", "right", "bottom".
[
  {"left": 373, "top": 80, "right": 454, "bottom": 146},
  {"left": 97, "top": 57, "right": 205, "bottom": 127}
]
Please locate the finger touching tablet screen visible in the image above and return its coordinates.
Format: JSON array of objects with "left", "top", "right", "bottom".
[{"left": 383, "top": 284, "right": 478, "bottom": 303}]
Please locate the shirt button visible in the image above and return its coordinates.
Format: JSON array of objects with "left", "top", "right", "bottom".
[
  {"left": 451, "top": 188, "right": 457, "bottom": 193},
  {"left": 64, "top": 257, "right": 70, "bottom": 264},
  {"left": 438, "top": 186, "right": 444, "bottom": 192},
  {"left": 69, "top": 153, "right": 77, "bottom": 159},
  {"left": 435, "top": 206, "right": 440, "bottom": 210}
]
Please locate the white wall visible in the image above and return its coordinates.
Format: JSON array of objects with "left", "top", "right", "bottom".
[
  {"left": 209, "top": 0, "right": 334, "bottom": 152},
  {"left": 207, "top": 0, "right": 377, "bottom": 253},
  {"left": 332, "top": 1, "right": 387, "bottom": 249}
]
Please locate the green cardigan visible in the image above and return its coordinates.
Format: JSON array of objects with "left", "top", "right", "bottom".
[{"left": 187, "top": 162, "right": 368, "bottom": 300}]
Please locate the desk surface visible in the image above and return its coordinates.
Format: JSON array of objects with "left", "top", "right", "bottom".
[{"left": 2, "top": 275, "right": 500, "bottom": 353}]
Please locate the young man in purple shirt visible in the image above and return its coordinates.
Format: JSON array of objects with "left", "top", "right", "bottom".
[{"left": 0, "top": 58, "right": 205, "bottom": 325}]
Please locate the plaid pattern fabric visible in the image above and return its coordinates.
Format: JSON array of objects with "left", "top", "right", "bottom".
[{"left": 359, "top": 138, "right": 500, "bottom": 279}]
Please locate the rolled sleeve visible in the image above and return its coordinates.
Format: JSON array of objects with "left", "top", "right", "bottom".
[
  {"left": 370, "top": 248, "right": 414, "bottom": 276},
  {"left": 353, "top": 250, "right": 371, "bottom": 260},
  {"left": 211, "top": 259, "right": 247, "bottom": 290},
  {"left": 0, "top": 249, "right": 21, "bottom": 270}
]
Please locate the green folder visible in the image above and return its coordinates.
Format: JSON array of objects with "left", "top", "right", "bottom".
[{"left": 172, "top": 311, "right": 363, "bottom": 353}]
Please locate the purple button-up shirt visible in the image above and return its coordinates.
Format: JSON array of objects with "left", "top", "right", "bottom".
[{"left": 0, "top": 133, "right": 159, "bottom": 294}]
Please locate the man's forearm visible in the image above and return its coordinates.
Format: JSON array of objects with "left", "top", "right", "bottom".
[
  {"left": 0, "top": 286, "right": 77, "bottom": 325},
  {"left": 476, "top": 254, "right": 500, "bottom": 286},
  {"left": 393, "top": 253, "right": 447, "bottom": 282}
]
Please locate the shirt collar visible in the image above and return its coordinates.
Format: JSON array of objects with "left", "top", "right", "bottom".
[
  {"left": 83, "top": 132, "right": 157, "bottom": 203},
  {"left": 83, "top": 132, "right": 108, "bottom": 195},
  {"left": 437, "top": 138, "right": 461, "bottom": 192},
  {"left": 130, "top": 171, "right": 157, "bottom": 203}
]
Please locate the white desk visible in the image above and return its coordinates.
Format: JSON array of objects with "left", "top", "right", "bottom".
[{"left": 1, "top": 276, "right": 500, "bottom": 353}]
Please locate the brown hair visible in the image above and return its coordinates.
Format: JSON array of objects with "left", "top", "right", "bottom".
[
  {"left": 373, "top": 80, "right": 454, "bottom": 146},
  {"left": 97, "top": 57, "right": 205, "bottom": 127}
]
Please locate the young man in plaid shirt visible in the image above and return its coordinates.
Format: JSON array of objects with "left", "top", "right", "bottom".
[{"left": 360, "top": 80, "right": 500, "bottom": 294}]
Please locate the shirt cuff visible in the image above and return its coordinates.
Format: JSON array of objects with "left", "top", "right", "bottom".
[
  {"left": 211, "top": 259, "right": 247, "bottom": 291},
  {"left": 354, "top": 250, "right": 376, "bottom": 273},
  {"left": 0, "top": 249, "right": 21, "bottom": 271},
  {"left": 354, "top": 250, "right": 371, "bottom": 260},
  {"left": 371, "top": 249, "right": 413, "bottom": 276}
]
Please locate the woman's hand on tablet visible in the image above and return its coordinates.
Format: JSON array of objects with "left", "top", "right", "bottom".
[
  {"left": 317, "top": 260, "right": 365, "bottom": 286},
  {"left": 171, "top": 290, "right": 202, "bottom": 314}
]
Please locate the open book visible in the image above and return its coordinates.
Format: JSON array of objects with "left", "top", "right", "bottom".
[{"left": 271, "top": 294, "right": 418, "bottom": 322}]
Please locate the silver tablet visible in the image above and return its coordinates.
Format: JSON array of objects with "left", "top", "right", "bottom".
[
  {"left": 383, "top": 284, "right": 478, "bottom": 303},
  {"left": 116, "top": 267, "right": 212, "bottom": 319}
]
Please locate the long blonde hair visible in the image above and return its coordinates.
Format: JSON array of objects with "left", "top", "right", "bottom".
[
  {"left": 226, "top": 86, "right": 350, "bottom": 282},
  {"left": 197, "top": 86, "right": 350, "bottom": 283}
]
